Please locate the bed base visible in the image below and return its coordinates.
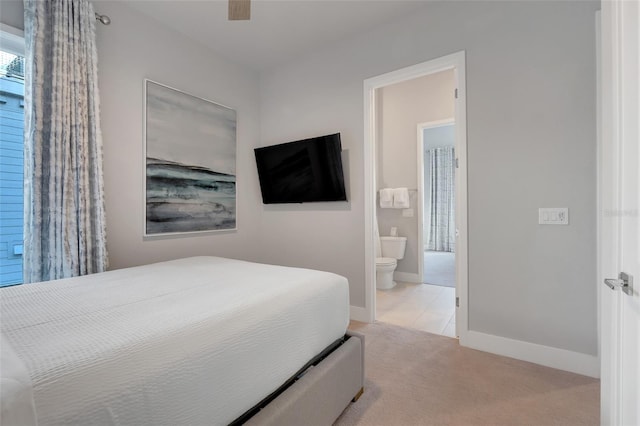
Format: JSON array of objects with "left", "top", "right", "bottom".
[
  {"left": 243, "top": 331, "right": 364, "bottom": 425},
  {"left": 351, "top": 387, "right": 364, "bottom": 402}
]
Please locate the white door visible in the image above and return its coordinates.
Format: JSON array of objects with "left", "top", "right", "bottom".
[{"left": 599, "top": 1, "right": 639, "bottom": 425}]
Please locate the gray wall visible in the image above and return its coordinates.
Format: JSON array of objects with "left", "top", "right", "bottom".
[
  {"left": 94, "top": 2, "right": 264, "bottom": 269},
  {"left": 259, "top": 0, "right": 598, "bottom": 355},
  {"left": 0, "top": 1, "right": 24, "bottom": 30},
  {"left": 3, "top": 0, "right": 599, "bottom": 356},
  {"left": 424, "top": 125, "right": 455, "bottom": 150},
  {"left": 0, "top": 2, "right": 266, "bottom": 270}
]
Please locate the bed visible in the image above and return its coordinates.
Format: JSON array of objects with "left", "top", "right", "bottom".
[{"left": 0, "top": 256, "right": 364, "bottom": 425}]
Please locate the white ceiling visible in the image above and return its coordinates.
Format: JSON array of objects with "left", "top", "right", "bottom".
[{"left": 126, "top": 1, "right": 431, "bottom": 72}]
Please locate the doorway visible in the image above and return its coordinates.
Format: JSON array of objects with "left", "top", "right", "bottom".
[
  {"left": 363, "top": 51, "right": 468, "bottom": 339},
  {"left": 418, "top": 119, "right": 456, "bottom": 289}
]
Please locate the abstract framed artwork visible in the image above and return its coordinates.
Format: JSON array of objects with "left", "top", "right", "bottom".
[{"left": 144, "top": 79, "right": 237, "bottom": 236}]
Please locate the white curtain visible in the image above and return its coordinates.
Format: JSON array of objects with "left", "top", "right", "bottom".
[
  {"left": 23, "top": 0, "right": 108, "bottom": 283},
  {"left": 426, "top": 147, "right": 455, "bottom": 252}
]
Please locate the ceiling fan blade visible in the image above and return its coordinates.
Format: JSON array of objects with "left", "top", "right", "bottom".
[{"left": 229, "top": 0, "right": 251, "bottom": 20}]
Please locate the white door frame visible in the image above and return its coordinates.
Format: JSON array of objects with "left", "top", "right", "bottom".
[
  {"left": 417, "top": 118, "right": 455, "bottom": 283},
  {"left": 363, "top": 51, "right": 468, "bottom": 338}
]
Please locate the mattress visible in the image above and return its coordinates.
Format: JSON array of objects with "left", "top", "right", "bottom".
[{"left": 0, "top": 256, "right": 350, "bottom": 425}]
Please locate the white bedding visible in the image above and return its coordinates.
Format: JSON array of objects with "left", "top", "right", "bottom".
[{"left": 0, "top": 256, "right": 349, "bottom": 425}]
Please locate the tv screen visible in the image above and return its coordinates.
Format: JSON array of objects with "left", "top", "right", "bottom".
[{"left": 254, "top": 133, "right": 347, "bottom": 204}]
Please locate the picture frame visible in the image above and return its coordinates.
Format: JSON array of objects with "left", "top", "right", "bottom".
[{"left": 143, "top": 79, "right": 237, "bottom": 236}]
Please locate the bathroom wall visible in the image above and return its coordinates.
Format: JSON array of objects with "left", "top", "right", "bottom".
[{"left": 376, "top": 69, "right": 455, "bottom": 278}]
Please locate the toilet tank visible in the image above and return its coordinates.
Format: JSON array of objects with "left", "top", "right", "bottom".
[{"left": 380, "top": 236, "right": 407, "bottom": 260}]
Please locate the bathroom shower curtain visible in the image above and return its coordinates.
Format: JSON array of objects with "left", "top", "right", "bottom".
[{"left": 426, "top": 147, "right": 455, "bottom": 252}]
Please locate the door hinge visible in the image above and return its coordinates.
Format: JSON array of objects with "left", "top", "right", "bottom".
[
  {"left": 454, "top": 88, "right": 458, "bottom": 99},
  {"left": 456, "top": 297, "right": 459, "bottom": 308},
  {"left": 455, "top": 158, "right": 459, "bottom": 168}
]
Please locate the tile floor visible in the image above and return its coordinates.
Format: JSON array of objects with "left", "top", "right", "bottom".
[{"left": 376, "top": 282, "right": 456, "bottom": 338}]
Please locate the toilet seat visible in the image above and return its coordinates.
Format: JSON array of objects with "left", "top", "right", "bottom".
[{"left": 376, "top": 257, "right": 397, "bottom": 267}]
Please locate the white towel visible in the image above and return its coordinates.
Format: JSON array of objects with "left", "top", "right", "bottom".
[
  {"left": 379, "top": 188, "right": 393, "bottom": 208},
  {"left": 393, "top": 188, "right": 410, "bottom": 208}
]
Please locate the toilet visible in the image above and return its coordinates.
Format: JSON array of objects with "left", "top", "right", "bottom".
[{"left": 376, "top": 236, "right": 407, "bottom": 290}]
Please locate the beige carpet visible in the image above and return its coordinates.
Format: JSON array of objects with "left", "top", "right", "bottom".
[{"left": 335, "top": 321, "right": 599, "bottom": 426}]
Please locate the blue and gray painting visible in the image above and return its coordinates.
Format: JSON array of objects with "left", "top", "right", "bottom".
[{"left": 146, "top": 157, "right": 236, "bottom": 234}]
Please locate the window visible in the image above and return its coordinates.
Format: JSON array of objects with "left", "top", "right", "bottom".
[{"left": 0, "top": 25, "right": 25, "bottom": 287}]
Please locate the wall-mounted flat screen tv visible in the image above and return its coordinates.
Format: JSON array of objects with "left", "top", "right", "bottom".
[{"left": 254, "top": 133, "right": 347, "bottom": 204}]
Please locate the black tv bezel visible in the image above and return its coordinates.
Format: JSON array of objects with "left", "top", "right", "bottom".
[{"left": 254, "top": 133, "right": 347, "bottom": 204}]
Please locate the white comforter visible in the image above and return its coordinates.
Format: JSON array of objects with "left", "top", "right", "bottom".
[{"left": 0, "top": 256, "right": 349, "bottom": 425}]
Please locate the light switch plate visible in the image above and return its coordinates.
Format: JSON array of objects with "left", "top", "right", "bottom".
[{"left": 539, "top": 208, "right": 569, "bottom": 225}]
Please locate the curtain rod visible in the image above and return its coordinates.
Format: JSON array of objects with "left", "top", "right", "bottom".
[{"left": 95, "top": 13, "right": 111, "bottom": 25}]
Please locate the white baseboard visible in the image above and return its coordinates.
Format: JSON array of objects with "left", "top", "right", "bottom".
[
  {"left": 460, "top": 330, "right": 600, "bottom": 378},
  {"left": 394, "top": 271, "right": 421, "bottom": 283},
  {"left": 350, "top": 305, "right": 371, "bottom": 323}
]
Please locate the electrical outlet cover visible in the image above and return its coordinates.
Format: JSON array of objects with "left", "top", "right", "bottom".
[{"left": 538, "top": 208, "right": 569, "bottom": 225}]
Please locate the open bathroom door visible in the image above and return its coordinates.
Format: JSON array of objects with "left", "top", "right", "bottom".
[{"left": 599, "top": 2, "right": 639, "bottom": 424}]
